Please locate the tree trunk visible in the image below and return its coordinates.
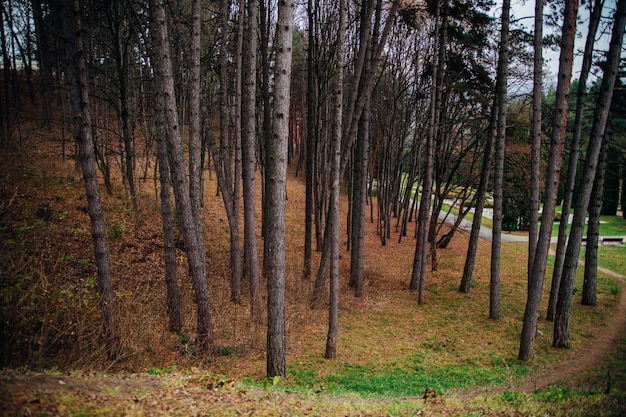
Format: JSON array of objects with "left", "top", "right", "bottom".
[
  {"left": 519, "top": 0, "right": 579, "bottom": 361},
  {"left": 554, "top": 0, "right": 625, "bottom": 348},
  {"left": 215, "top": 0, "right": 242, "bottom": 303},
  {"left": 459, "top": 100, "right": 496, "bottom": 293},
  {"left": 527, "top": 0, "right": 544, "bottom": 278},
  {"left": 62, "top": 0, "right": 121, "bottom": 359},
  {"left": 410, "top": 0, "right": 444, "bottom": 301},
  {"left": 188, "top": 0, "right": 203, "bottom": 221},
  {"left": 583, "top": 128, "right": 610, "bottom": 306},
  {"left": 325, "top": 0, "right": 346, "bottom": 360},
  {"left": 489, "top": 0, "right": 510, "bottom": 321},
  {"left": 156, "top": 125, "right": 181, "bottom": 333},
  {"left": 149, "top": 0, "right": 213, "bottom": 351},
  {"left": 266, "top": 0, "right": 293, "bottom": 378},
  {"left": 349, "top": 94, "right": 369, "bottom": 297},
  {"left": 339, "top": 0, "right": 400, "bottom": 179},
  {"left": 547, "top": 0, "right": 603, "bottom": 321},
  {"left": 303, "top": 0, "right": 316, "bottom": 280},
  {"left": 601, "top": 144, "right": 619, "bottom": 215},
  {"left": 242, "top": 0, "right": 261, "bottom": 321}
]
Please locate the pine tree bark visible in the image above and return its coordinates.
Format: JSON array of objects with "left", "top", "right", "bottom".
[
  {"left": 554, "top": 0, "right": 625, "bottom": 348},
  {"left": 349, "top": 94, "right": 369, "bottom": 297},
  {"left": 62, "top": 0, "right": 121, "bottom": 359},
  {"left": 519, "top": 0, "right": 579, "bottom": 360},
  {"left": 266, "top": 0, "right": 293, "bottom": 378},
  {"left": 527, "top": 0, "right": 544, "bottom": 278},
  {"left": 459, "top": 100, "right": 496, "bottom": 293},
  {"left": 547, "top": 0, "right": 603, "bottom": 321},
  {"left": 583, "top": 128, "right": 610, "bottom": 306},
  {"left": 188, "top": 0, "right": 203, "bottom": 221},
  {"left": 242, "top": 0, "right": 261, "bottom": 321},
  {"left": 410, "top": 0, "right": 444, "bottom": 301},
  {"left": 156, "top": 125, "right": 181, "bottom": 333},
  {"left": 211, "top": 0, "right": 243, "bottom": 304},
  {"left": 489, "top": 0, "right": 511, "bottom": 321},
  {"left": 325, "top": 0, "right": 346, "bottom": 360},
  {"left": 149, "top": 0, "right": 213, "bottom": 351}
]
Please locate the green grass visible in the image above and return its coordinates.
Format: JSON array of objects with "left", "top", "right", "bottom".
[
  {"left": 597, "top": 246, "right": 626, "bottom": 277},
  {"left": 551, "top": 213, "right": 626, "bottom": 237},
  {"left": 283, "top": 358, "right": 529, "bottom": 398}
]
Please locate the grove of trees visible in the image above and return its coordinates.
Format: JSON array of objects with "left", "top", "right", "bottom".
[{"left": 1, "top": 0, "right": 625, "bottom": 378}]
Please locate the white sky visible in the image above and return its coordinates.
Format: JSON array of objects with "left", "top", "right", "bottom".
[{"left": 510, "top": 0, "right": 615, "bottom": 88}]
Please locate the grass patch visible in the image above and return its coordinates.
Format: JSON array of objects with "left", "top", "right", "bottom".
[
  {"left": 283, "top": 356, "right": 529, "bottom": 398},
  {"left": 597, "top": 246, "right": 626, "bottom": 277}
]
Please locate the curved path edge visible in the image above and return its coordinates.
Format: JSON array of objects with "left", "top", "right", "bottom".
[{"left": 456, "top": 263, "right": 626, "bottom": 398}]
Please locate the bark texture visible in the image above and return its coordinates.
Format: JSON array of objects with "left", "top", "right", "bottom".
[{"left": 266, "top": 0, "right": 293, "bottom": 378}]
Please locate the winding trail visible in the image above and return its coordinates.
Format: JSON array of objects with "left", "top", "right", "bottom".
[{"left": 441, "top": 203, "right": 626, "bottom": 396}]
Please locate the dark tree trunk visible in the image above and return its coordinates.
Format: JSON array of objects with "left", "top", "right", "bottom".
[
  {"left": 490, "top": 0, "right": 510, "bottom": 321},
  {"left": 410, "top": 0, "right": 444, "bottom": 302},
  {"left": 339, "top": 0, "right": 400, "bottom": 179},
  {"left": 149, "top": 0, "right": 213, "bottom": 351},
  {"left": 303, "top": 0, "right": 317, "bottom": 280},
  {"left": 266, "top": 0, "right": 293, "bottom": 378},
  {"left": 547, "top": 0, "right": 603, "bottom": 321},
  {"left": 62, "top": 0, "right": 121, "bottom": 359},
  {"left": 527, "top": 0, "right": 544, "bottom": 277},
  {"left": 156, "top": 125, "right": 181, "bottom": 333},
  {"left": 519, "top": 0, "right": 579, "bottom": 360},
  {"left": 459, "top": 100, "right": 496, "bottom": 293},
  {"left": 583, "top": 128, "right": 610, "bottom": 306},
  {"left": 601, "top": 144, "right": 619, "bottom": 215},
  {"left": 242, "top": 0, "right": 261, "bottom": 321},
  {"left": 214, "top": 0, "right": 242, "bottom": 304},
  {"left": 349, "top": 94, "right": 369, "bottom": 297},
  {"left": 325, "top": 0, "right": 346, "bottom": 360},
  {"left": 553, "top": 0, "right": 624, "bottom": 349},
  {"left": 188, "top": 0, "right": 203, "bottom": 221}
]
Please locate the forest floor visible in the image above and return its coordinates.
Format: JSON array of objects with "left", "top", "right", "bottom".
[{"left": 1, "top": 117, "right": 625, "bottom": 415}]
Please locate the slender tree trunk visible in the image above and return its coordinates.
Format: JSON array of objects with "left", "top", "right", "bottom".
[
  {"left": 325, "top": 0, "right": 346, "bottom": 360},
  {"left": 547, "top": 0, "right": 603, "bottom": 321},
  {"left": 554, "top": 0, "right": 625, "bottom": 348},
  {"left": 489, "top": 0, "right": 510, "bottom": 321},
  {"left": 189, "top": 0, "right": 203, "bottom": 220},
  {"left": 410, "top": 0, "right": 444, "bottom": 301},
  {"left": 303, "top": 0, "right": 316, "bottom": 280},
  {"left": 62, "top": 0, "right": 122, "bottom": 359},
  {"left": 459, "top": 100, "right": 496, "bottom": 293},
  {"left": 242, "top": 0, "right": 261, "bottom": 321},
  {"left": 527, "top": 0, "right": 544, "bottom": 278},
  {"left": 157, "top": 126, "right": 181, "bottom": 332},
  {"left": 150, "top": 0, "right": 213, "bottom": 351},
  {"left": 266, "top": 0, "right": 293, "bottom": 378},
  {"left": 583, "top": 128, "right": 610, "bottom": 306},
  {"left": 259, "top": 0, "right": 272, "bottom": 275},
  {"left": 339, "top": 0, "right": 400, "bottom": 179},
  {"left": 216, "top": 0, "right": 242, "bottom": 303},
  {"left": 519, "top": 0, "right": 579, "bottom": 360},
  {"left": 349, "top": 94, "right": 369, "bottom": 297}
]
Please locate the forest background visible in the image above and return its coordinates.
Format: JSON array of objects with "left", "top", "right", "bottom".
[{"left": 1, "top": 0, "right": 626, "bottom": 415}]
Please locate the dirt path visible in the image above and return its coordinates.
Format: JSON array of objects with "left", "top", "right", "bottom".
[{"left": 513, "top": 265, "right": 626, "bottom": 392}]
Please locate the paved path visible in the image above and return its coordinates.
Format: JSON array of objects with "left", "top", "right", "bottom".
[{"left": 438, "top": 204, "right": 625, "bottom": 244}]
